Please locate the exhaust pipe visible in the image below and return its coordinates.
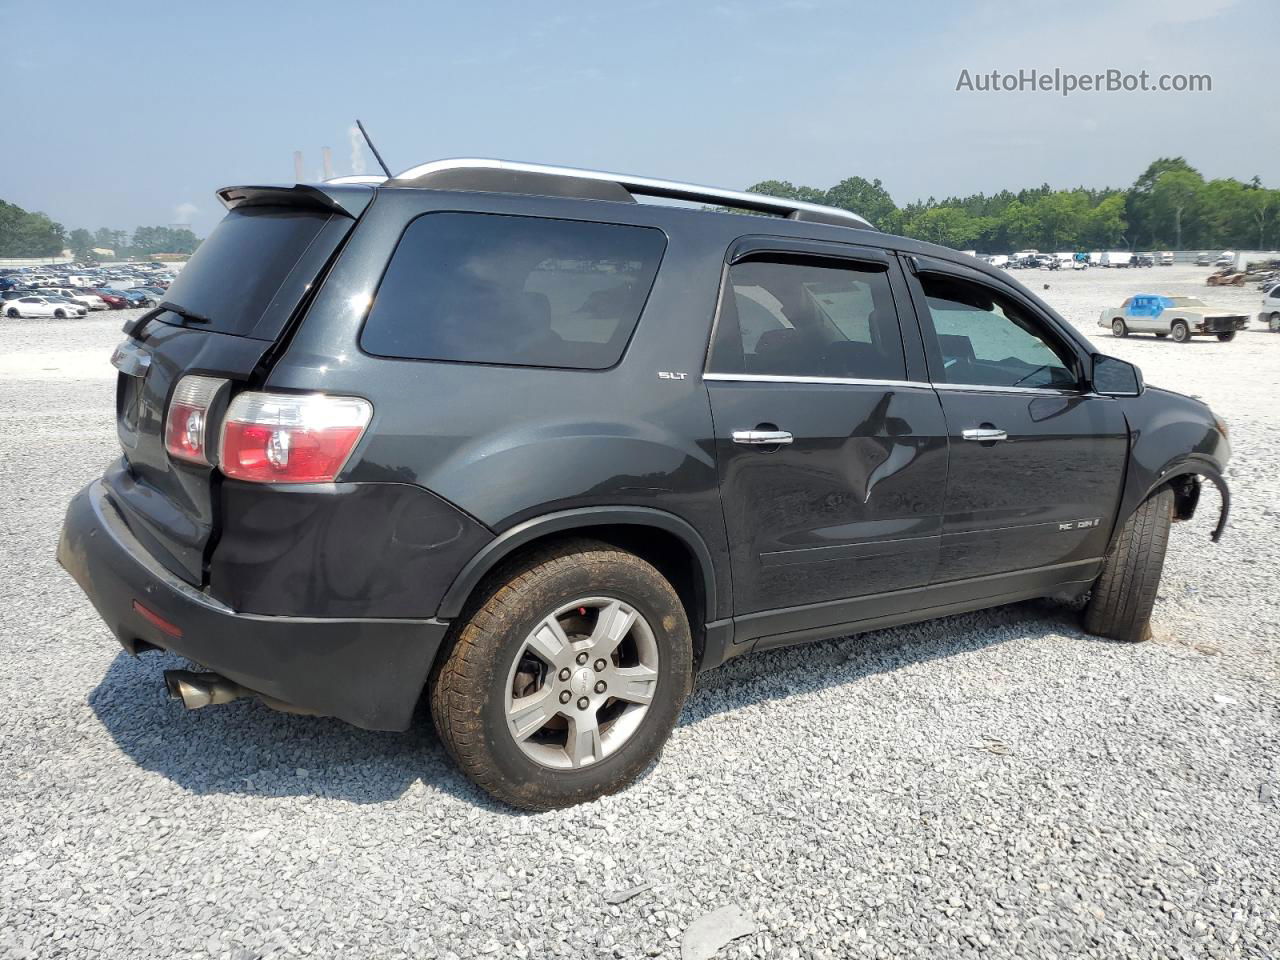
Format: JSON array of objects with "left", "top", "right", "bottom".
[
  {"left": 163, "top": 669, "right": 325, "bottom": 717},
  {"left": 164, "top": 670, "right": 250, "bottom": 710}
]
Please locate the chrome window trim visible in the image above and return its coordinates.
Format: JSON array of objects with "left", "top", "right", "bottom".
[
  {"left": 703, "top": 372, "right": 931, "bottom": 389},
  {"left": 930, "top": 382, "right": 1083, "bottom": 397},
  {"left": 392, "top": 158, "right": 874, "bottom": 229},
  {"left": 701, "top": 372, "right": 1083, "bottom": 396}
]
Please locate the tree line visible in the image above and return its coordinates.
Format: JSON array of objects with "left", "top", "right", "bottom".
[
  {"left": 0, "top": 198, "right": 201, "bottom": 260},
  {"left": 747, "top": 157, "right": 1279, "bottom": 254}
]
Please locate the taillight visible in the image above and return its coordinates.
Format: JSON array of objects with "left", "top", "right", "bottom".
[
  {"left": 164, "top": 375, "right": 227, "bottom": 465},
  {"left": 219, "top": 392, "right": 372, "bottom": 484}
]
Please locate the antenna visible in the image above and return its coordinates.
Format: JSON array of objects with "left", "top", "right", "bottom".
[{"left": 356, "top": 119, "right": 392, "bottom": 179}]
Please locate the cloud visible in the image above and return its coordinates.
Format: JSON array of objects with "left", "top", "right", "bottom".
[{"left": 172, "top": 201, "right": 199, "bottom": 225}]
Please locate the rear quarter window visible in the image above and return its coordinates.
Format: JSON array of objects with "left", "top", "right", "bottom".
[{"left": 360, "top": 212, "right": 666, "bottom": 370}]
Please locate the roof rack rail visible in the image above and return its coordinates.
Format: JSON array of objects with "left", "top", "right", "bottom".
[{"left": 386, "top": 158, "right": 875, "bottom": 230}]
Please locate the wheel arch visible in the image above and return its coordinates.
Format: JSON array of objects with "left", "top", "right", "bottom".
[
  {"left": 435, "top": 507, "right": 722, "bottom": 666},
  {"left": 1125, "top": 460, "right": 1230, "bottom": 544}
]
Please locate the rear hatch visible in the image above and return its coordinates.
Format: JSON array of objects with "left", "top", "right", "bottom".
[{"left": 108, "top": 184, "right": 372, "bottom": 584}]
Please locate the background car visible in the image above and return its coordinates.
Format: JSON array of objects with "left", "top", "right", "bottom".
[
  {"left": 105, "top": 289, "right": 155, "bottom": 308},
  {"left": 1159, "top": 252, "right": 1175, "bottom": 266},
  {"left": 1196, "top": 252, "right": 1214, "bottom": 266},
  {"left": 1263, "top": 284, "right": 1280, "bottom": 331},
  {"left": 42, "top": 287, "right": 108, "bottom": 310},
  {"left": 91, "top": 290, "right": 128, "bottom": 309},
  {"left": 1100, "top": 294, "right": 1249, "bottom": 342},
  {"left": 2, "top": 295, "right": 85, "bottom": 319}
]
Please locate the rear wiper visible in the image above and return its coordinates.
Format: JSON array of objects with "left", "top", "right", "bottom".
[{"left": 158, "top": 300, "right": 211, "bottom": 324}]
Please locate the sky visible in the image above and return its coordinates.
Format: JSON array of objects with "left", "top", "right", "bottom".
[{"left": 2, "top": 0, "right": 1275, "bottom": 237}]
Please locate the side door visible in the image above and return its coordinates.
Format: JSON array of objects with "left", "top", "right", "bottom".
[
  {"left": 705, "top": 238, "right": 949, "bottom": 637},
  {"left": 902, "top": 255, "right": 1129, "bottom": 583}
]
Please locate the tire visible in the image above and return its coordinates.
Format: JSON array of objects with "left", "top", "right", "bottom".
[
  {"left": 1271, "top": 312, "right": 1280, "bottom": 332},
  {"left": 4, "top": 308, "right": 18, "bottom": 319},
  {"left": 1083, "top": 488, "right": 1174, "bottom": 643},
  {"left": 431, "top": 539, "right": 693, "bottom": 810},
  {"left": 54, "top": 309, "right": 66, "bottom": 319},
  {"left": 1111, "top": 318, "right": 1127, "bottom": 338},
  {"left": 1216, "top": 331, "right": 1236, "bottom": 342},
  {"left": 1171, "top": 319, "right": 1190, "bottom": 343}
]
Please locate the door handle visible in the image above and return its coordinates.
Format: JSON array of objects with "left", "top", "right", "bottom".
[
  {"left": 732, "top": 429, "right": 794, "bottom": 446},
  {"left": 962, "top": 427, "right": 1008, "bottom": 442}
]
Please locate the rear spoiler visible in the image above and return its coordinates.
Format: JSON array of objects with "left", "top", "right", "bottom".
[{"left": 216, "top": 183, "right": 376, "bottom": 219}]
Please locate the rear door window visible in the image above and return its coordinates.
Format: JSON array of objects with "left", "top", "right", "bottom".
[
  {"left": 707, "top": 256, "right": 907, "bottom": 380},
  {"left": 360, "top": 213, "right": 666, "bottom": 370}
]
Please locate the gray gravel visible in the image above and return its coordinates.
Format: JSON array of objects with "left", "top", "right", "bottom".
[{"left": 1, "top": 273, "right": 1277, "bottom": 960}]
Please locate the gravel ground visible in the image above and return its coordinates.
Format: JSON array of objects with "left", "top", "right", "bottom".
[{"left": 1, "top": 269, "right": 1277, "bottom": 960}]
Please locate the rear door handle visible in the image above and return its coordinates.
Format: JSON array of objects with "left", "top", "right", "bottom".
[
  {"left": 732, "top": 429, "right": 794, "bottom": 446},
  {"left": 962, "top": 427, "right": 1008, "bottom": 442}
]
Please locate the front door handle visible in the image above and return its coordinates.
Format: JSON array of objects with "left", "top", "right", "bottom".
[
  {"left": 962, "top": 427, "right": 1008, "bottom": 442},
  {"left": 732, "top": 429, "right": 794, "bottom": 446}
]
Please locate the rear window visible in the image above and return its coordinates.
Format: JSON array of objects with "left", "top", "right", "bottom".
[
  {"left": 360, "top": 212, "right": 666, "bottom": 369},
  {"left": 155, "top": 205, "right": 337, "bottom": 338}
]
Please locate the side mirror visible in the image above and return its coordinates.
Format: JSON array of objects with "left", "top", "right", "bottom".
[{"left": 1092, "top": 354, "right": 1144, "bottom": 397}]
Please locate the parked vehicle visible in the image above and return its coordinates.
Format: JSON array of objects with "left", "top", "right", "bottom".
[
  {"left": 1215, "top": 251, "right": 1235, "bottom": 267},
  {"left": 1196, "top": 252, "right": 1213, "bottom": 266},
  {"left": 1134, "top": 253, "right": 1155, "bottom": 268},
  {"left": 59, "top": 159, "right": 1232, "bottom": 810},
  {"left": 1101, "top": 251, "right": 1133, "bottom": 268},
  {"left": 128, "top": 285, "right": 167, "bottom": 299},
  {"left": 1100, "top": 294, "right": 1249, "bottom": 342},
  {"left": 42, "top": 287, "right": 108, "bottom": 310},
  {"left": 1262, "top": 284, "right": 1280, "bottom": 332},
  {"left": 1159, "top": 252, "right": 1175, "bottom": 266},
  {"left": 92, "top": 290, "right": 129, "bottom": 309},
  {"left": 3, "top": 295, "right": 86, "bottom": 319},
  {"left": 105, "top": 289, "right": 155, "bottom": 307}
]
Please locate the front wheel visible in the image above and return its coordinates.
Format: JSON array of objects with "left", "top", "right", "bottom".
[
  {"left": 431, "top": 540, "right": 693, "bottom": 810},
  {"left": 1083, "top": 488, "right": 1174, "bottom": 643},
  {"left": 1111, "top": 318, "right": 1127, "bottom": 338},
  {"left": 1171, "top": 320, "right": 1190, "bottom": 343},
  {"left": 1270, "top": 312, "right": 1280, "bottom": 332},
  {"left": 1217, "top": 331, "right": 1236, "bottom": 342},
  {"left": 54, "top": 309, "right": 67, "bottom": 319}
]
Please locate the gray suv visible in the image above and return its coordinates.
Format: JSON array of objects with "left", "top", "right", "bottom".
[{"left": 59, "top": 158, "right": 1230, "bottom": 809}]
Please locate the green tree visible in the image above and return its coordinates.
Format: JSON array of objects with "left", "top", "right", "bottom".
[
  {"left": 823, "top": 176, "right": 898, "bottom": 230},
  {"left": 0, "top": 199, "right": 65, "bottom": 257},
  {"left": 905, "top": 207, "right": 978, "bottom": 249},
  {"left": 1082, "top": 194, "right": 1127, "bottom": 249},
  {"left": 1150, "top": 169, "right": 1204, "bottom": 250},
  {"left": 1125, "top": 157, "right": 1199, "bottom": 248},
  {"left": 68, "top": 228, "right": 94, "bottom": 259}
]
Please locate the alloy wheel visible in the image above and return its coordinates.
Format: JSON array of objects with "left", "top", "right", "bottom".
[{"left": 504, "top": 596, "right": 660, "bottom": 770}]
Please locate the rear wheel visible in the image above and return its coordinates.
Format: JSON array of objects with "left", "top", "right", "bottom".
[
  {"left": 1216, "top": 331, "right": 1236, "bottom": 342},
  {"left": 1111, "top": 318, "right": 1127, "bottom": 337},
  {"left": 4, "top": 308, "right": 18, "bottom": 319},
  {"left": 1083, "top": 488, "right": 1174, "bottom": 643},
  {"left": 431, "top": 540, "right": 693, "bottom": 810},
  {"left": 1171, "top": 320, "right": 1190, "bottom": 343}
]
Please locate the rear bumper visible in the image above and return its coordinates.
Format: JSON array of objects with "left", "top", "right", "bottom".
[{"left": 57, "top": 480, "right": 449, "bottom": 731}]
